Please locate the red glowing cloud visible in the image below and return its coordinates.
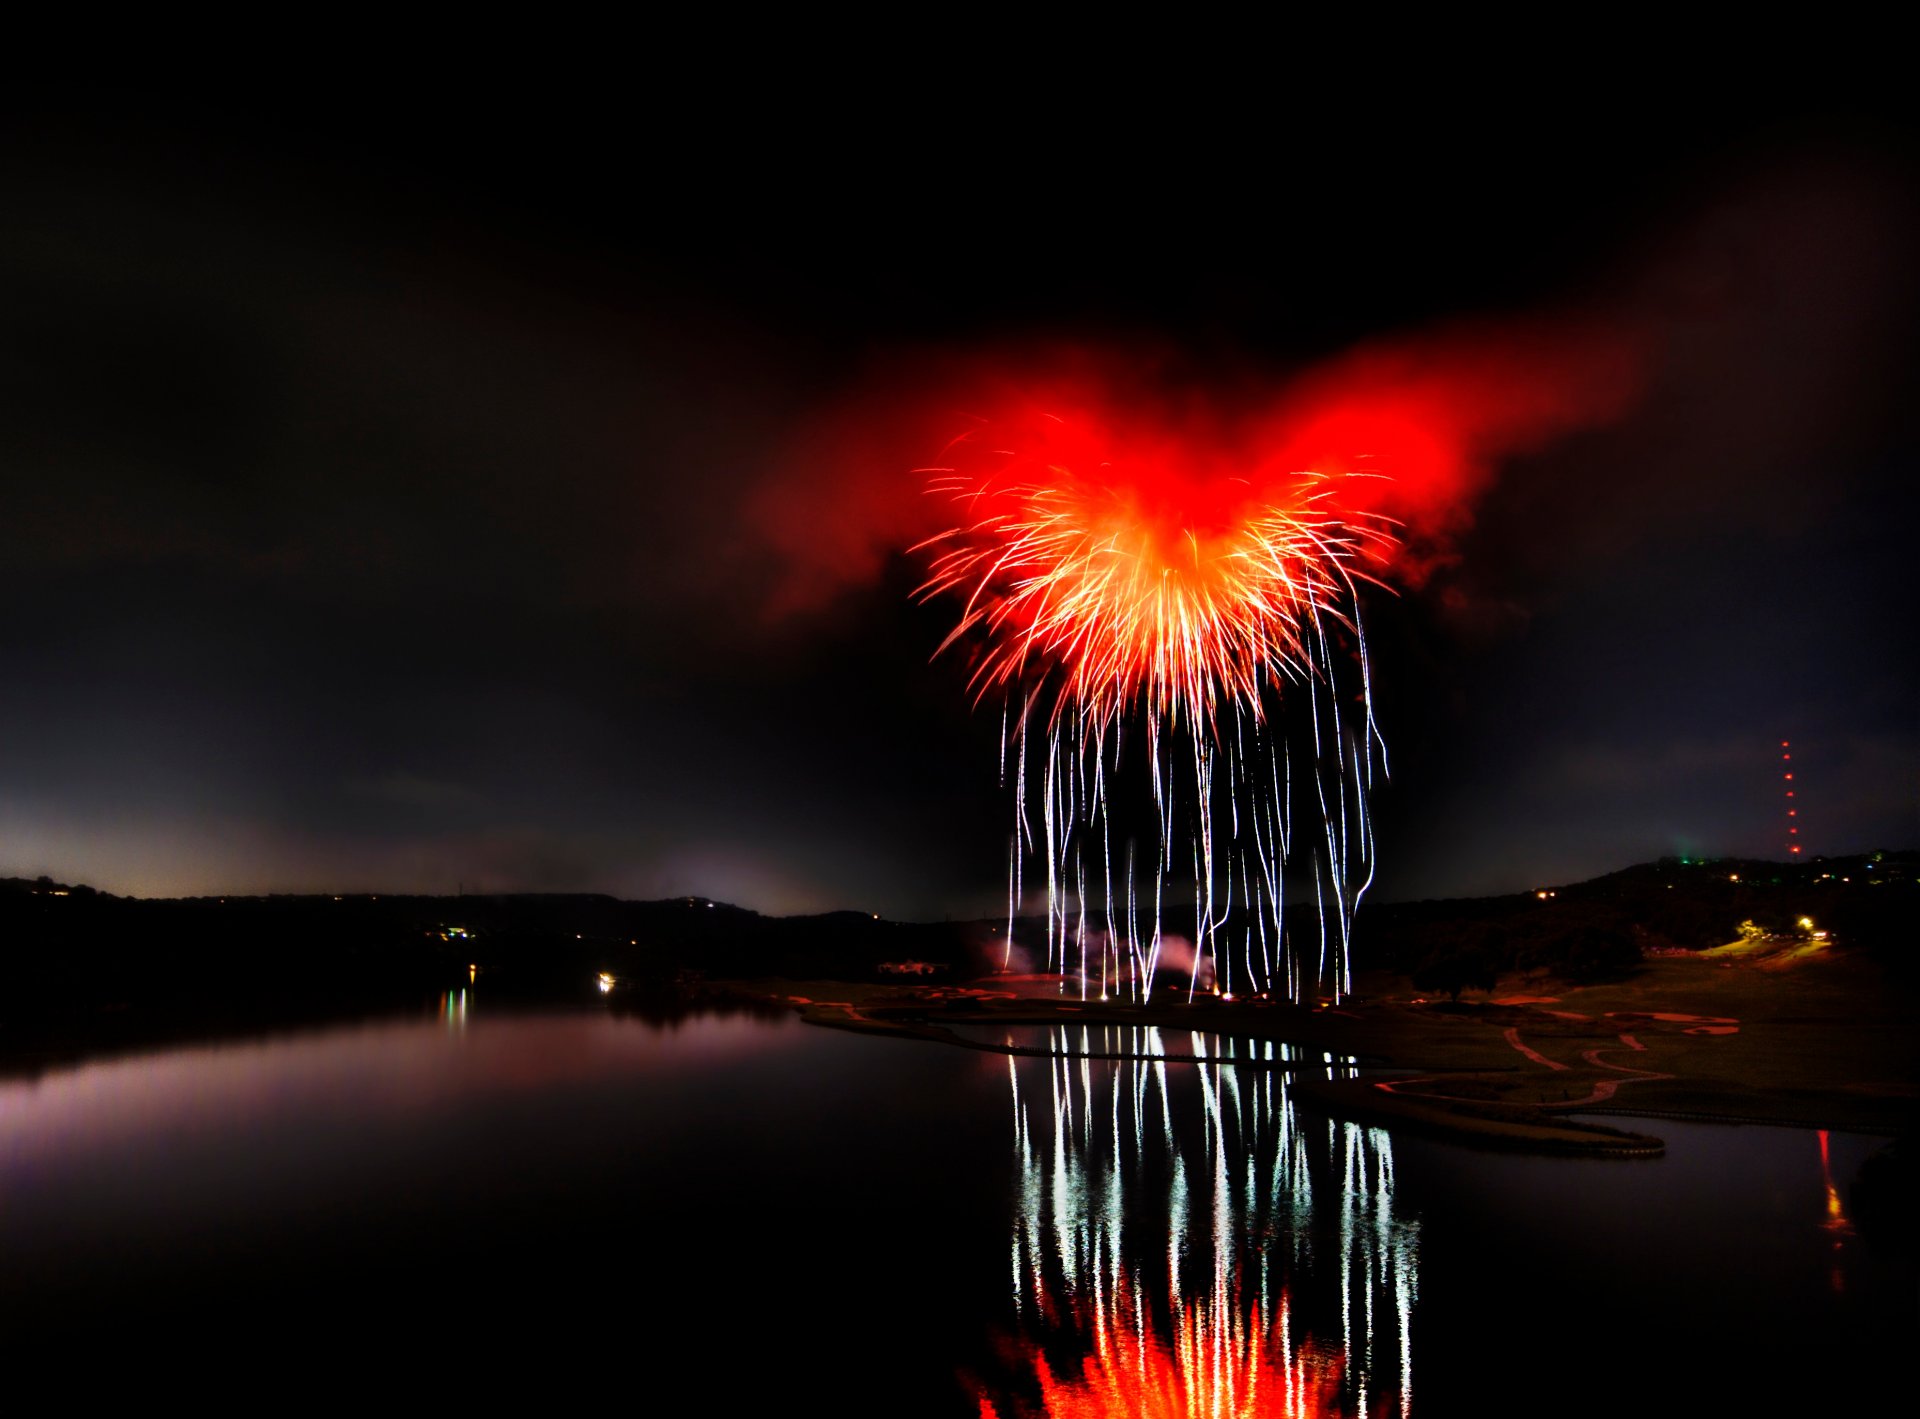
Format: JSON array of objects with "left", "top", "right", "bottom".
[
  {"left": 745, "top": 317, "right": 1646, "bottom": 622},
  {"left": 1254, "top": 316, "right": 1646, "bottom": 578}
]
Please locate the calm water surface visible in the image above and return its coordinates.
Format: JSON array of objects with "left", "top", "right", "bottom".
[{"left": 1, "top": 1000, "right": 1909, "bottom": 1412}]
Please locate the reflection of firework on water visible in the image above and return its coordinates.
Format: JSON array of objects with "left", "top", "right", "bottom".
[
  {"left": 973, "top": 1030, "right": 1418, "bottom": 1417},
  {"left": 980, "top": 1272, "right": 1345, "bottom": 1419},
  {"left": 917, "top": 404, "right": 1394, "bottom": 1003}
]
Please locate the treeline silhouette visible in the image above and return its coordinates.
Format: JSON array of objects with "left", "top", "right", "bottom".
[
  {"left": 0, "top": 880, "right": 979, "bottom": 1070},
  {"left": 3, "top": 850, "right": 1910, "bottom": 1062}
]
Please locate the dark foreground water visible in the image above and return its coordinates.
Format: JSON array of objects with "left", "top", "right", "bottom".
[{"left": 1, "top": 1001, "right": 1910, "bottom": 1413}]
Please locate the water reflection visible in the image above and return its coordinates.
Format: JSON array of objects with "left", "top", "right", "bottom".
[
  {"left": 1817, "top": 1128, "right": 1856, "bottom": 1294},
  {"left": 979, "top": 1026, "right": 1419, "bottom": 1417}
]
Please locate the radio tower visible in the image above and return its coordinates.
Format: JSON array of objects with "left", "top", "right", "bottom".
[{"left": 1781, "top": 740, "right": 1801, "bottom": 856}]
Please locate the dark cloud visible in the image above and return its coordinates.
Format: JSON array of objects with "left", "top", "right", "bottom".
[{"left": 2, "top": 93, "right": 1915, "bottom": 912}]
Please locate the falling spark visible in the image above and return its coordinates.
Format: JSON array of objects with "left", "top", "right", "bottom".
[{"left": 917, "top": 400, "right": 1396, "bottom": 1003}]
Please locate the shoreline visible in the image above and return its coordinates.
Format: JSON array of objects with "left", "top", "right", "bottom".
[
  {"left": 4, "top": 951, "right": 1911, "bottom": 1156},
  {"left": 741, "top": 952, "right": 1918, "bottom": 1153}
]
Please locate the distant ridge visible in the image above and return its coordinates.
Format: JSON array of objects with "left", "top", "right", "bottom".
[{"left": 8, "top": 846, "right": 1914, "bottom": 921}]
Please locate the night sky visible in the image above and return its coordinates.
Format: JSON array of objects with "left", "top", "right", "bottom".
[{"left": 4, "top": 84, "right": 1916, "bottom": 917}]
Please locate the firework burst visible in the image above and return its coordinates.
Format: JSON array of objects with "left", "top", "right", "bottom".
[{"left": 916, "top": 400, "right": 1398, "bottom": 1004}]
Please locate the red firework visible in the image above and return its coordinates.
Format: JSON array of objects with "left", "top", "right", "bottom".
[
  {"left": 904, "top": 335, "right": 1642, "bottom": 1002},
  {"left": 915, "top": 403, "right": 1397, "bottom": 734}
]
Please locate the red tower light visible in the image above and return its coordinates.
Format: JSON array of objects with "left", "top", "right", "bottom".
[{"left": 1780, "top": 740, "right": 1802, "bottom": 858}]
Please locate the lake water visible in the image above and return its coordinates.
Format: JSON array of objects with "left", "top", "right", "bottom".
[{"left": 1, "top": 999, "right": 1910, "bottom": 1412}]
